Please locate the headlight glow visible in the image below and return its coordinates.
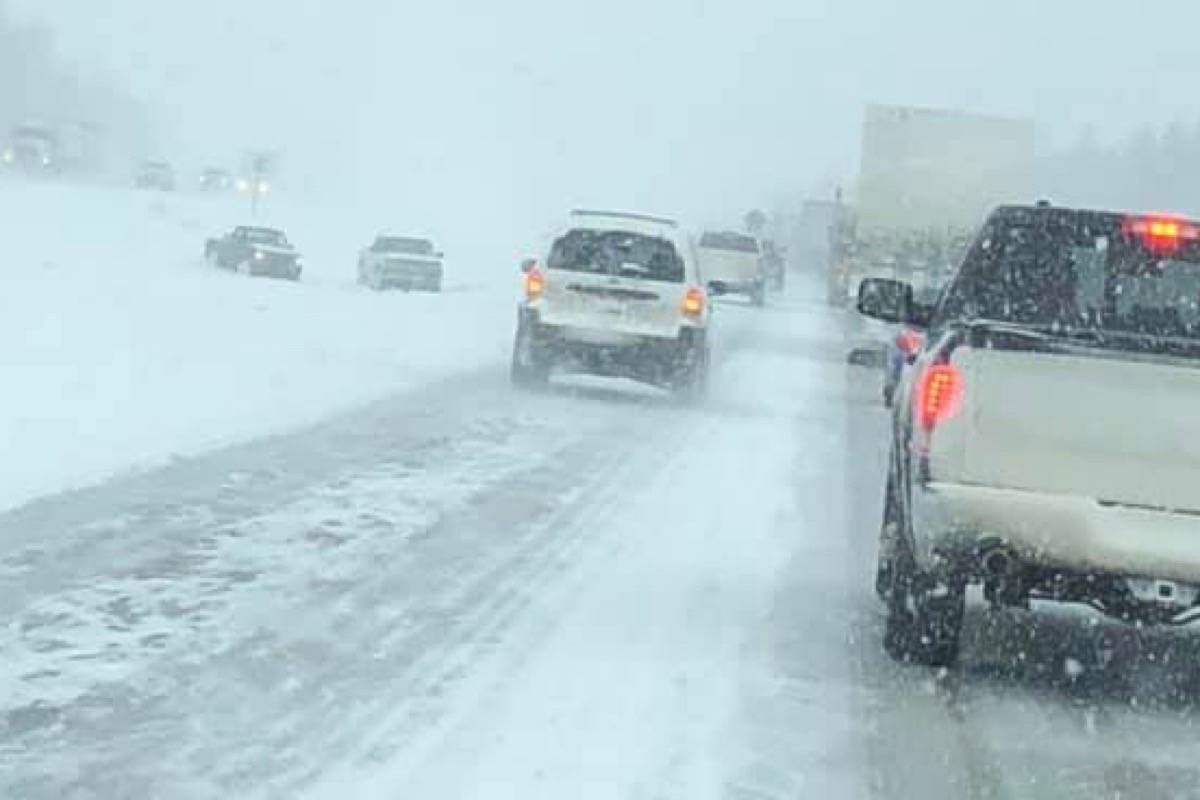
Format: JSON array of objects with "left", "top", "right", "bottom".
[{"left": 254, "top": 250, "right": 265, "bottom": 260}]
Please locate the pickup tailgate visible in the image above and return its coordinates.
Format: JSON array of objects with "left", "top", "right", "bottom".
[
  {"left": 696, "top": 248, "right": 759, "bottom": 285},
  {"left": 947, "top": 348, "right": 1200, "bottom": 513}
]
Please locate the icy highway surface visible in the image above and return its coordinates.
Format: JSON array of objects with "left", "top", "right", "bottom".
[{"left": 4, "top": 290, "right": 1200, "bottom": 799}]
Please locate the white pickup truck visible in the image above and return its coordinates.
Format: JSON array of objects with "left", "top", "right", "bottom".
[
  {"left": 696, "top": 230, "right": 765, "bottom": 306},
  {"left": 858, "top": 204, "right": 1200, "bottom": 666},
  {"left": 357, "top": 235, "right": 444, "bottom": 292}
]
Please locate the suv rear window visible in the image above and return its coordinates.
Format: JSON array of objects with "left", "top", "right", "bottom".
[
  {"left": 376, "top": 237, "right": 433, "bottom": 255},
  {"left": 548, "top": 229, "right": 685, "bottom": 283},
  {"left": 239, "top": 228, "right": 287, "bottom": 246},
  {"left": 941, "top": 210, "right": 1200, "bottom": 350},
  {"left": 699, "top": 232, "right": 759, "bottom": 254}
]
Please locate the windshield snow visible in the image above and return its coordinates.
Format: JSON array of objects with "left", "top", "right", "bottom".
[
  {"left": 9, "top": 2, "right": 1200, "bottom": 799},
  {"left": 548, "top": 228, "right": 685, "bottom": 282}
]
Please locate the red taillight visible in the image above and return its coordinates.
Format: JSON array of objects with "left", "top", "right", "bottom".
[
  {"left": 524, "top": 266, "right": 545, "bottom": 300},
  {"left": 895, "top": 328, "right": 924, "bottom": 356},
  {"left": 915, "top": 363, "right": 963, "bottom": 431},
  {"left": 1123, "top": 214, "right": 1200, "bottom": 252},
  {"left": 682, "top": 286, "right": 705, "bottom": 318}
]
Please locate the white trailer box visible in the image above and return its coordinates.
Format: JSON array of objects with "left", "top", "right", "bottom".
[{"left": 856, "top": 105, "right": 1035, "bottom": 236}]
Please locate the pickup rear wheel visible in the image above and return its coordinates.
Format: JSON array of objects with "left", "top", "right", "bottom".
[
  {"left": 880, "top": 472, "right": 965, "bottom": 668},
  {"left": 883, "top": 554, "right": 965, "bottom": 667}
]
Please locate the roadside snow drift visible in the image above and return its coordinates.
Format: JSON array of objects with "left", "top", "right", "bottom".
[{"left": 0, "top": 180, "right": 514, "bottom": 512}]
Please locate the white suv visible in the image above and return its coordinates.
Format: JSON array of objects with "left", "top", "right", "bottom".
[{"left": 510, "top": 210, "right": 721, "bottom": 397}]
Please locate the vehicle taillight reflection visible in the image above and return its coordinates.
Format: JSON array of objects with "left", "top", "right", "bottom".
[
  {"left": 895, "top": 328, "right": 924, "bottom": 357},
  {"left": 915, "top": 363, "right": 963, "bottom": 431}
]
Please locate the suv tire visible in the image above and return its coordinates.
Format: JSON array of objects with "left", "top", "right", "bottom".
[{"left": 511, "top": 312, "right": 550, "bottom": 388}]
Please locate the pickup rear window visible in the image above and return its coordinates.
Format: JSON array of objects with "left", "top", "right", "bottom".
[
  {"left": 940, "top": 210, "right": 1200, "bottom": 351},
  {"left": 238, "top": 228, "right": 287, "bottom": 246},
  {"left": 375, "top": 237, "right": 433, "bottom": 255},
  {"left": 548, "top": 229, "right": 685, "bottom": 283},
  {"left": 699, "top": 232, "right": 759, "bottom": 254}
]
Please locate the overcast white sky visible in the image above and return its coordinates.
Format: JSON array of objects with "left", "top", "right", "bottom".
[{"left": 11, "top": 0, "right": 1200, "bottom": 240}]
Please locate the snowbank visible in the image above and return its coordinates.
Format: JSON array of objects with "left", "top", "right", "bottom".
[{"left": 0, "top": 180, "right": 516, "bottom": 512}]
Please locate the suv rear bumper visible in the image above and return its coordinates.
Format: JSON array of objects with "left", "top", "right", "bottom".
[
  {"left": 913, "top": 481, "right": 1200, "bottom": 583},
  {"left": 525, "top": 312, "right": 703, "bottom": 384}
]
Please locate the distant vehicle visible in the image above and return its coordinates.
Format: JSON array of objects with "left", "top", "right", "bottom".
[
  {"left": 2, "top": 124, "right": 59, "bottom": 173},
  {"left": 357, "top": 236, "right": 444, "bottom": 292},
  {"left": 205, "top": 226, "right": 302, "bottom": 281},
  {"left": 511, "top": 209, "right": 722, "bottom": 397},
  {"left": 878, "top": 284, "right": 942, "bottom": 406},
  {"left": 860, "top": 204, "right": 1200, "bottom": 668},
  {"left": 236, "top": 176, "right": 270, "bottom": 195},
  {"left": 135, "top": 161, "right": 176, "bottom": 191},
  {"left": 795, "top": 197, "right": 840, "bottom": 277},
  {"left": 199, "top": 168, "right": 232, "bottom": 192},
  {"left": 881, "top": 325, "right": 924, "bottom": 408},
  {"left": 696, "top": 230, "right": 766, "bottom": 306},
  {"left": 761, "top": 239, "right": 786, "bottom": 291}
]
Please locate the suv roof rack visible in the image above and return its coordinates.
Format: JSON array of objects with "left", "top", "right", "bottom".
[{"left": 570, "top": 209, "right": 678, "bottom": 228}]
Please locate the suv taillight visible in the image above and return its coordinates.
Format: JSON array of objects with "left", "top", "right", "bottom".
[
  {"left": 682, "top": 286, "right": 705, "bottom": 318},
  {"left": 524, "top": 265, "right": 545, "bottom": 300},
  {"left": 915, "top": 363, "right": 963, "bottom": 431}
]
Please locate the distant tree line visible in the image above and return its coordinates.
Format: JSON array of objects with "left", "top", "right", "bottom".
[{"left": 1039, "top": 120, "right": 1200, "bottom": 216}]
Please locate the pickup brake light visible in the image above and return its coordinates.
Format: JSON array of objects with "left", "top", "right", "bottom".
[
  {"left": 1123, "top": 214, "right": 1200, "bottom": 252},
  {"left": 915, "top": 363, "right": 963, "bottom": 431}
]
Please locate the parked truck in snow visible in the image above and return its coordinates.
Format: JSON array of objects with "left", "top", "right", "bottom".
[
  {"left": 357, "top": 235, "right": 444, "bottom": 292},
  {"left": 205, "top": 226, "right": 303, "bottom": 281},
  {"left": 2, "top": 124, "right": 59, "bottom": 174}
]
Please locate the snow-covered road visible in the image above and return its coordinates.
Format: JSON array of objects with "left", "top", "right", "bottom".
[{"left": 4, "top": 288, "right": 1200, "bottom": 799}]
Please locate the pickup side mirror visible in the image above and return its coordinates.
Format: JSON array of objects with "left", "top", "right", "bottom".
[
  {"left": 857, "top": 277, "right": 919, "bottom": 325},
  {"left": 520, "top": 257, "right": 538, "bottom": 274},
  {"left": 434, "top": 251, "right": 445, "bottom": 259},
  {"left": 706, "top": 280, "right": 729, "bottom": 297}
]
